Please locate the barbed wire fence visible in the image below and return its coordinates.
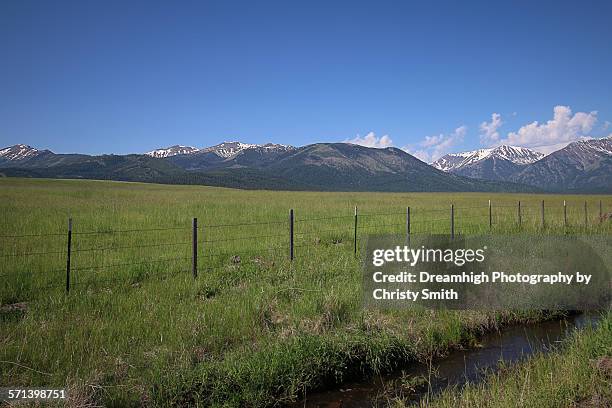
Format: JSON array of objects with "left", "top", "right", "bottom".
[{"left": 1, "top": 199, "right": 610, "bottom": 295}]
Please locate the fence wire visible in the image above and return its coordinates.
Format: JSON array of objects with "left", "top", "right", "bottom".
[{"left": 2, "top": 201, "right": 609, "bottom": 295}]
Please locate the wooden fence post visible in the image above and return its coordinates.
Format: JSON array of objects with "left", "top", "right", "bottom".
[
  {"left": 541, "top": 200, "right": 545, "bottom": 229},
  {"left": 451, "top": 204, "right": 455, "bottom": 240},
  {"left": 600, "top": 200, "right": 603, "bottom": 224},
  {"left": 563, "top": 200, "right": 567, "bottom": 228},
  {"left": 192, "top": 218, "right": 198, "bottom": 279},
  {"left": 518, "top": 201, "right": 521, "bottom": 228},
  {"left": 353, "top": 206, "right": 358, "bottom": 255},
  {"left": 290, "top": 209, "right": 294, "bottom": 261},
  {"left": 488, "top": 199, "right": 492, "bottom": 229},
  {"left": 66, "top": 218, "right": 72, "bottom": 293}
]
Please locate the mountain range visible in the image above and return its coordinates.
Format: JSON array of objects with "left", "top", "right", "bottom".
[
  {"left": 432, "top": 138, "right": 611, "bottom": 192},
  {"left": 0, "top": 138, "right": 610, "bottom": 192},
  {"left": 0, "top": 142, "right": 531, "bottom": 192}
]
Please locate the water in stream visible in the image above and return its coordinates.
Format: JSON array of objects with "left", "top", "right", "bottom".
[{"left": 299, "top": 313, "right": 600, "bottom": 407}]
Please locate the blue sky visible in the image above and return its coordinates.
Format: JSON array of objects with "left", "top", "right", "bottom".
[{"left": 1, "top": 1, "right": 611, "bottom": 160}]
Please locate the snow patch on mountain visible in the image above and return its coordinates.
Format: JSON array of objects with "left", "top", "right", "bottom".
[
  {"left": 145, "top": 145, "right": 201, "bottom": 158},
  {"left": 564, "top": 138, "right": 612, "bottom": 156},
  {"left": 202, "top": 141, "right": 257, "bottom": 158},
  {"left": 147, "top": 141, "right": 295, "bottom": 159},
  {"left": 202, "top": 141, "right": 294, "bottom": 158},
  {"left": 0, "top": 144, "right": 46, "bottom": 161}
]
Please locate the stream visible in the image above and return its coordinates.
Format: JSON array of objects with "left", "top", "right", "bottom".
[{"left": 299, "top": 312, "right": 601, "bottom": 407}]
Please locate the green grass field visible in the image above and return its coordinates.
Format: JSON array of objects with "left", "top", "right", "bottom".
[{"left": 1, "top": 178, "right": 610, "bottom": 407}]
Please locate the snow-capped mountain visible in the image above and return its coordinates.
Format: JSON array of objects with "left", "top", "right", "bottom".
[
  {"left": 146, "top": 141, "right": 294, "bottom": 159},
  {"left": 432, "top": 145, "right": 544, "bottom": 172},
  {"left": 430, "top": 145, "right": 545, "bottom": 182},
  {"left": 165, "top": 141, "right": 296, "bottom": 171},
  {"left": 146, "top": 145, "right": 201, "bottom": 158},
  {"left": 201, "top": 141, "right": 294, "bottom": 158},
  {"left": 0, "top": 144, "right": 49, "bottom": 161}
]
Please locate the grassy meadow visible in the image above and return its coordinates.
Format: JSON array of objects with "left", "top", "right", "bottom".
[{"left": 1, "top": 178, "right": 611, "bottom": 407}]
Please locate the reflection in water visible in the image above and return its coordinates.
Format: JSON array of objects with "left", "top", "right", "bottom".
[{"left": 300, "top": 313, "right": 600, "bottom": 408}]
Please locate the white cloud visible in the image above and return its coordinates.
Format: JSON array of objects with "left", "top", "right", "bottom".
[
  {"left": 479, "top": 113, "right": 503, "bottom": 145},
  {"left": 345, "top": 132, "right": 393, "bottom": 148},
  {"left": 499, "top": 105, "right": 597, "bottom": 153},
  {"left": 404, "top": 125, "right": 467, "bottom": 163}
]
